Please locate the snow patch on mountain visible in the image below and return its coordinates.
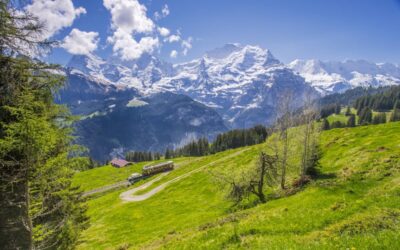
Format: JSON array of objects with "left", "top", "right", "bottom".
[
  {"left": 65, "top": 44, "right": 400, "bottom": 127},
  {"left": 289, "top": 59, "right": 400, "bottom": 94}
]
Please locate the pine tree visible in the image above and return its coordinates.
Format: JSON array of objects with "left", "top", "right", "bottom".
[
  {"left": 165, "top": 148, "right": 172, "bottom": 159},
  {"left": 347, "top": 114, "right": 356, "bottom": 127},
  {"left": 358, "top": 107, "right": 372, "bottom": 125},
  {"left": 331, "top": 121, "right": 344, "bottom": 129},
  {"left": 345, "top": 106, "right": 351, "bottom": 116},
  {"left": 335, "top": 104, "right": 341, "bottom": 114},
  {"left": 373, "top": 112, "right": 387, "bottom": 124},
  {"left": 390, "top": 100, "right": 400, "bottom": 122},
  {"left": 321, "top": 119, "right": 330, "bottom": 130},
  {"left": 0, "top": 2, "right": 87, "bottom": 248}
]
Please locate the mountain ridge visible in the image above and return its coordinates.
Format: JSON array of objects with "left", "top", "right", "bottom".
[
  {"left": 60, "top": 44, "right": 400, "bottom": 159},
  {"left": 66, "top": 44, "right": 400, "bottom": 97},
  {"left": 66, "top": 44, "right": 318, "bottom": 127}
]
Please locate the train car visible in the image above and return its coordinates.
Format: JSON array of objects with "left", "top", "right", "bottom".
[
  {"left": 142, "top": 161, "right": 174, "bottom": 176},
  {"left": 127, "top": 172, "right": 143, "bottom": 184}
]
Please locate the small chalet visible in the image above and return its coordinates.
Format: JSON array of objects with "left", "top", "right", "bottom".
[{"left": 110, "top": 158, "right": 132, "bottom": 168}]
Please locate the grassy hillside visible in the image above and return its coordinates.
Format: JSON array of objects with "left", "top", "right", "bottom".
[{"left": 73, "top": 122, "right": 400, "bottom": 249}]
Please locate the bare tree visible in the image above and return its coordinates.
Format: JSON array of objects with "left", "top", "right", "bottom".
[
  {"left": 274, "top": 92, "right": 294, "bottom": 189},
  {"left": 212, "top": 152, "right": 278, "bottom": 204},
  {"left": 299, "top": 92, "right": 320, "bottom": 180},
  {"left": 246, "top": 152, "right": 278, "bottom": 203}
]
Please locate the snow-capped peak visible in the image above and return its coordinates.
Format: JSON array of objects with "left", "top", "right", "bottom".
[
  {"left": 204, "top": 44, "right": 280, "bottom": 67},
  {"left": 66, "top": 54, "right": 106, "bottom": 74},
  {"left": 205, "top": 43, "right": 242, "bottom": 59},
  {"left": 289, "top": 59, "right": 400, "bottom": 94}
]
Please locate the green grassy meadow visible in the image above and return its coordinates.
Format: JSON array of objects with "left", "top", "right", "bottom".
[{"left": 73, "top": 122, "right": 400, "bottom": 249}]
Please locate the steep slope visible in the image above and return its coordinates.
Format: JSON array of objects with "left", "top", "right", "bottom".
[
  {"left": 153, "top": 44, "right": 318, "bottom": 127},
  {"left": 66, "top": 53, "right": 174, "bottom": 90},
  {"left": 74, "top": 92, "right": 227, "bottom": 162},
  {"left": 73, "top": 122, "right": 400, "bottom": 249},
  {"left": 289, "top": 59, "right": 400, "bottom": 94},
  {"left": 58, "top": 71, "right": 227, "bottom": 161}
]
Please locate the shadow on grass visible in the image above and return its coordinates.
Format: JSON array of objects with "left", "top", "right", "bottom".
[{"left": 315, "top": 172, "right": 337, "bottom": 180}]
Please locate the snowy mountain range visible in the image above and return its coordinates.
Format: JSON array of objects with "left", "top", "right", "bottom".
[
  {"left": 66, "top": 44, "right": 317, "bottom": 128},
  {"left": 61, "top": 43, "right": 400, "bottom": 160},
  {"left": 66, "top": 43, "right": 400, "bottom": 128},
  {"left": 289, "top": 59, "right": 400, "bottom": 94}
]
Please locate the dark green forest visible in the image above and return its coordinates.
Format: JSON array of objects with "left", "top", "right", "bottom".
[
  {"left": 0, "top": 1, "right": 88, "bottom": 249},
  {"left": 165, "top": 125, "right": 268, "bottom": 158}
]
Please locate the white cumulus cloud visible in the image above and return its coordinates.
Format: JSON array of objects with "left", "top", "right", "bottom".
[
  {"left": 170, "top": 50, "right": 178, "bottom": 58},
  {"left": 165, "top": 34, "right": 181, "bottom": 43},
  {"left": 108, "top": 29, "right": 159, "bottom": 61},
  {"left": 154, "top": 4, "right": 169, "bottom": 20},
  {"left": 104, "top": 0, "right": 154, "bottom": 34},
  {"left": 61, "top": 29, "right": 99, "bottom": 55},
  {"left": 158, "top": 27, "right": 170, "bottom": 37},
  {"left": 104, "top": 0, "right": 161, "bottom": 60},
  {"left": 162, "top": 4, "right": 170, "bottom": 17},
  {"left": 25, "top": 0, "right": 86, "bottom": 39},
  {"left": 181, "top": 37, "right": 193, "bottom": 56}
]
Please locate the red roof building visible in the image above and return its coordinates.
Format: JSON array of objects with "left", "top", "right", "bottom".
[{"left": 110, "top": 158, "right": 131, "bottom": 168}]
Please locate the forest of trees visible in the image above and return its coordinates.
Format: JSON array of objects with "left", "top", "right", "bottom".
[
  {"left": 211, "top": 125, "right": 268, "bottom": 153},
  {"left": 353, "top": 86, "right": 400, "bottom": 111},
  {"left": 320, "top": 103, "right": 341, "bottom": 118},
  {"left": 318, "top": 86, "right": 392, "bottom": 107},
  {"left": 0, "top": 1, "right": 88, "bottom": 249},
  {"left": 320, "top": 86, "right": 400, "bottom": 131},
  {"left": 165, "top": 137, "right": 209, "bottom": 158},
  {"left": 165, "top": 125, "right": 268, "bottom": 159},
  {"left": 125, "top": 151, "right": 162, "bottom": 162}
]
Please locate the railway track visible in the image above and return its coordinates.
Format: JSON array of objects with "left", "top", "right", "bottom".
[{"left": 82, "top": 180, "right": 129, "bottom": 197}]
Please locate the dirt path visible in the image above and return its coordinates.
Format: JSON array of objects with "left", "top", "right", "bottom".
[{"left": 120, "top": 149, "right": 249, "bottom": 202}]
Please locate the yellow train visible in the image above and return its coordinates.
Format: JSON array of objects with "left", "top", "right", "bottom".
[{"left": 142, "top": 161, "right": 174, "bottom": 176}]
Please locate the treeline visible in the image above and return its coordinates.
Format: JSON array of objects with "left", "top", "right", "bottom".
[
  {"left": 353, "top": 86, "right": 400, "bottom": 111},
  {"left": 165, "top": 138, "right": 209, "bottom": 158},
  {"left": 322, "top": 104, "right": 400, "bottom": 131},
  {"left": 211, "top": 125, "right": 268, "bottom": 153},
  {"left": 320, "top": 103, "right": 341, "bottom": 118},
  {"left": 165, "top": 125, "right": 268, "bottom": 158},
  {"left": 125, "top": 151, "right": 162, "bottom": 162},
  {"left": 319, "top": 86, "right": 391, "bottom": 106}
]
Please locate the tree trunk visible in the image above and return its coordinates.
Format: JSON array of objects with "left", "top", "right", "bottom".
[
  {"left": 281, "top": 131, "right": 288, "bottom": 189},
  {"left": 258, "top": 153, "right": 266, "bottom": 203},
  {"left": 0, "top": 166, "right": 32, "bottom": 250}
]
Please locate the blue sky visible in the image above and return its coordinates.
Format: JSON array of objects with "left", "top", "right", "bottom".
[{"left": 37, "top": 0, "right": 400, "bottom": 65}]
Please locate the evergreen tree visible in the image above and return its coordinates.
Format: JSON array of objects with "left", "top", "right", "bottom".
[
  {"left": 353, "top": 86, "right": 400, "bottom": 112},
  {"left": 345, "top": 106, "right": 352, "bottom": 116},
  {"left": 165, "top": 148, "right": 173, "bottom": 159},
  {"left": 373, "top": 112, "right": 387, "bottom": 124},
  {"left": 0, "top": 2, "right": 87, "bottom": 248},
  {"left": 390, "top": 100, "right": 400, "bottom": 122},
  {"left": 321, "top": 119, "right": 330, "bottom": 130},
  {"left": 335, "top": 104, "right": 341, "bottom": 114},
  {"left": 347, "top": 114, "right": 356, "bottom": 127},
  {"left": 358, "top": 107, "right": 373, "bottom": 125},
  {"left": 330, "top": 121, "right": 345, "bottom": 129}
]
